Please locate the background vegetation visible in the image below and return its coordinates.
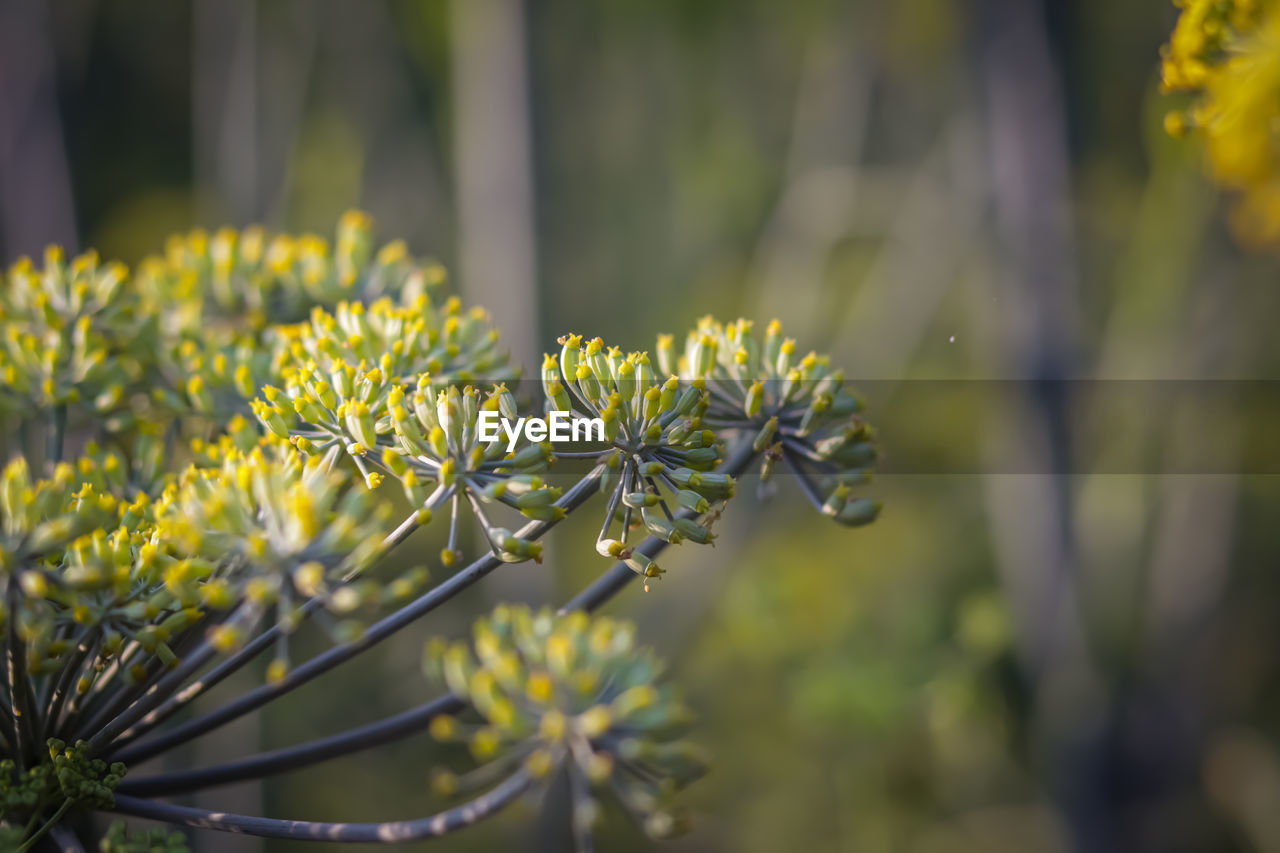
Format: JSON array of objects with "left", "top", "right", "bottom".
[{"left": 3, "top": 1, "right": 1279, "bottom": 851}]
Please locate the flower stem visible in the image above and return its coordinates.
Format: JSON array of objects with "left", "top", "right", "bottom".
[
  {"left": 46, "top": 404, "right": 67, "bottom": 471},
  {"left": 110, "top": 770, "right": 533, "bottom": 842},
  {"left": 16, "top": 799, "right": 72, "bottom": 853}
]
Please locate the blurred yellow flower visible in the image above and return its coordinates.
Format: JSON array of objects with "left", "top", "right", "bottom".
[{"left": 1160, "top": 0, "right": 1280, "bottom": 245}]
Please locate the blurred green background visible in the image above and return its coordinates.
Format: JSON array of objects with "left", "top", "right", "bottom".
[{"left": 5, "top": 1, "right": 1280, "bottom": 851}]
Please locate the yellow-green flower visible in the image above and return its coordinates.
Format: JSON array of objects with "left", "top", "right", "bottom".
[
  {"left": 425, "top": 606, "right": 705, "bottom": 839},
  {"left": 667, "top": 317, "right": 878, "bottom": 528}
]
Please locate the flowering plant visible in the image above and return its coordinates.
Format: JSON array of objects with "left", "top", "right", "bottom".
[{"left": 0, "top": 214, "right": 878, "bottom": 851}]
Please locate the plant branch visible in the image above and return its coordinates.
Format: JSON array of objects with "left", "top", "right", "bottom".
[
  {"left": 7, "top": 585, "right": 35, "bottom": 768},
  {"left": 115, "top": 693, "right": 465, "bottom": 796},
  {"left": 109, "top": 769, "right": 533, "bottom": 842}
]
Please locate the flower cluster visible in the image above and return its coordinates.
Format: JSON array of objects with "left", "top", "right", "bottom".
[
  {"left": 0, "top": 247, "right": 143, "bottom": 420},
  {"left": 0, "top": 212, "right": 461, "bottom": 445},
  {"left": 1, "top": 430, "right": 416, "bottom": 715},
  {"left": 99, "top": 821, "right": 190, "bottom": 853},
  {"left": 380, "top": 383, "right": 559, "bottom": 565},
  {"left": 249, "top": 297, "right": 556, "bottom": 565},
  {"left": 0, "top": 739, "right": 126, "bottom": 849},
  {"left": 134, "top": 210, "right": 444, "bottom": 334},
  {"left": 1, "top": 456, "right": 118, "bottom": 567},
  {"left": 665, "top": 317, "right": 879, "bottom": 528},
  {"left": 425, "top": 606, "right": 705, "bottom": 839},
  {"left": 0, "top": 213, "right": 880, "bottom": 850},
  {"left": 1161, "top": 0, "right": 1280, "bottom": 245},
  {"left": 159, "top": 441, "right": 406, "bottom": 658},
  {"left": 544, "top": 335, "right": 732, "bottom": 586},
  {"left": 140, "top": 218, "right": 471, "bottom": 431},
  {"left": 251, "top": 297, "right": 512, "bottom": 466}
]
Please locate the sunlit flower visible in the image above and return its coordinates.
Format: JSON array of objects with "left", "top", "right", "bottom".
[
  {"left": 0, "top": 247, "right": 146, "bottom": 420},
  {"left": 667, "top": 317, "right": 879, "bottom": 528},
  {"left": 134, "top": 211, "right": 446, "bottom": 334},
  {"left": 157, "top": 441, "right": 398, "bottom": 655},
  {"left": 546, "top": 334, "right": 733, "bottom": 586},
  {"left": 425, "top": 606, "right": 705, "bottom": 839}
]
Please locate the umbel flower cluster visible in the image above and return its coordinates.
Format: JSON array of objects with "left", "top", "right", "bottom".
[
  {"left": 0, "top": 213, "right": 878, "bottom": 851},
  {"left": 1160, "top": 0, "right": 1280, "bottom": 245}
]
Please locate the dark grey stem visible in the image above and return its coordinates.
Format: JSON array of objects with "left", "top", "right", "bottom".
[
  {"left": 780, "top": 447, "right": 825, "bottom": 512},
  {"left": 115, "top": 693, "right": 465, "bottom": 796},
  {"left": 109, "top": 602, "right": 318, "bottom": 752},
  {"left": 47, "top": 404, "right": 66, "bottom": 470},
  {"left": 7, "top": 585, "right": 34, "bottom": 768},
  {"left": 110, "top": 769, "right": 533, "bottom": 842},
  {"left": 44, "top": 627, "right": 96, "bottom": 741}
]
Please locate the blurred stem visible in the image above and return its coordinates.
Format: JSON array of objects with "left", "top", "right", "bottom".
[
  {"left": 47, "top": 405, "right": 65, "bottom": 470},
  {"left": 569, "top": 765, "right": 596, "bottom": 853},
  {"left": 781, "top": 446, "right": 825, "bottom": 512},
  {"left": 0, "top": 1, "right": 78, "bottom": 257},
  {"left": 7, "top": 586, "right": 35, "bottom": 769},
  {"left": 115, "top": 693, "right": 466, "bottom": 797},
  {"left": 18, "top": 420, "right": 30, "bottom": 466},
  {"left": 47, "top": 823, "right": 85, "bottom": 853},
  {"left": 110, "top": 770, "right": 535, "bottom": 841},
  {"left": 83, "top": 607, "right": 247, "bottom": 752}
]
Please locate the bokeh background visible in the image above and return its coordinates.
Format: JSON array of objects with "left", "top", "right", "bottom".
[{"left": 4, "top": 1, "right": 1280, "bottom": 851}]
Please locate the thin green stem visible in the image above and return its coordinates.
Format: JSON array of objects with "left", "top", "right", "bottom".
[{"left": 16, "top": 799, "right": 72, "bottom": 853}]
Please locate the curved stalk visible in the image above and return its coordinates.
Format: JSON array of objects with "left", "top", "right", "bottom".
[
  {"left": 115, "top": 693, "right": 465, "bottom": 796},
  {"left": 111, "top": 769, "right": 533, "bottom": 842}
]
